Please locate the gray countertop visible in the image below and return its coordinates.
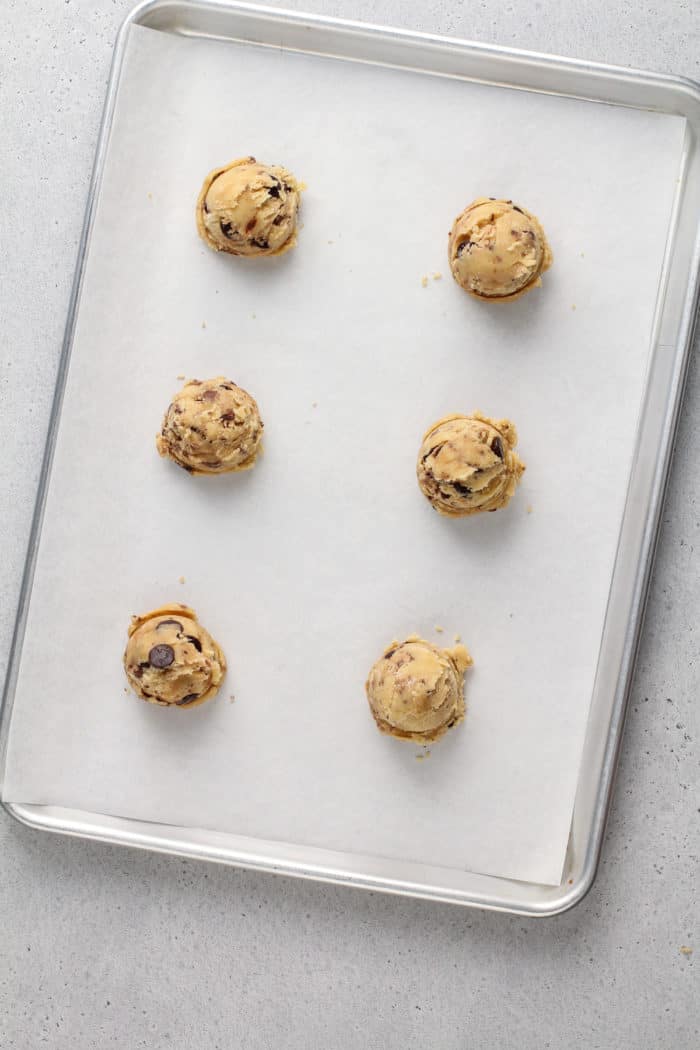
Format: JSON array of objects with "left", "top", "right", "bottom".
[{"left": 1, "top": 2, "right": 698, "bottom": 1046}]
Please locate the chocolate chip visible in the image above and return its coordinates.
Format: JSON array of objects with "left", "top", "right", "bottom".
[
  {"left": 488, "top": 196, "right": 496, "bottom": 200},
  {"left": 512, "top": 205, "right": 524, "bottom": 214},
  {"left": 453, "top": 482, "right": 472, "bottom": 496},
  {"left": 156, "top": 618, "right": 183, "bottom": 632},
  {"left": 220, "top": 411, "right": 237, "bottom": 423},
  {"left": 423, "top": 443, "right": 445, "bottom": 461},
  {"left": 189, "top": 379, "right": 202, "bottom": 386},
  {"left": 245, "top": 217, "right": 257, "bottom": 233},
  {"left": 185, "top": 634, "right": 202, "bottom": 652},
  {"left": 149, "top": 644, "right": 175, "bottom": 669},
  {"left": 283, "top": 183, "right": 292, "bottom": 193},
  {"left": 220, "top": 220, "right": 235, "bottom": 239},
  {"left": 457, "top": 241, "right": 473, "bottom": 258},
  {"left": 267, "top": 185, "right": 281, "bottom": 199},
  {"left": 272, "top": 214, "right": 285, "bottom": 226},
  {"left": 202, "top": 389, "right": 218, "bottom": 401},
  {"left": 491, "top": 436, "right": 504, "bottom": 459},
  {"left": 384, "top": 646, "right": 398, "bottom": 660},
  {"left": 251, "top": 237, "right": 269, "bottom": 250},
  {"left": 219, "top": 382, "right": 235, "bottom": 391},
  {"left": 176, "top": 693, "right": 200, "bottom": 706}
]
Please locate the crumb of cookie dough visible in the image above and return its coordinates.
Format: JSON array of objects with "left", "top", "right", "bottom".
[
  {"left": 417, "top": 411, "right": 525, "bottom": 516},
  {"left": 680, "top": 946, "right": 693, "bottom": 956},
  {"left": 421, "top": 275, "right": 429, "bottom": 288},
  {"left": 196, "top": 156, "right": 301, "bottom": 257},
  {"left": 434, "top": 625, "right": 444, "bottom": 633},
  {"left": 365, "top": 635, "right": 472, "bottom": 743},
  {"left": 448, "top": 197, "right": 552, "bottom": 302},
  {"left": 156, "top": 376, "right": 263, "bottom": 475},
  {"left": 178, "top": 576, "right": 186, "bottom": 584},
  {"left": 123, "top": 604, "right": 226, "bottom": 708},
  {"left": 432, "top": 272, "right": 442, "bottom": 280},
  {"left": 176, "top": 373, "right": 186, "bottom": 380}
]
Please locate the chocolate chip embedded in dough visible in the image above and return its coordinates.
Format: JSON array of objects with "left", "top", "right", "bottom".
[
  {"left": 176, "top": 693, "right": 200, "bottom": 706},
  {"left": 155, "top": 619, "right": 183, "bottom": 632},
  {"left": 149, "top": 644, "right": 175, "bottom": 669}
]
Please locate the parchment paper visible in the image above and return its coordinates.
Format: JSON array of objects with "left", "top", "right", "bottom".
[{"left": 3, "top": 25, "right": 686, "bottom": 885}]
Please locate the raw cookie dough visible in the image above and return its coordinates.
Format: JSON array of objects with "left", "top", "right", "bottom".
[
  {"left": 196, "top": 156, "right": 301, "bottom": 257},
  {"left": 417, "top": 412, "right": 525, "bottom": 516},
  {"left": 123, "top": 604, "right": 226, "bottom": 708},
  {"left": 448, "top": 197, "right": 552, "bottom": 301},
  {"left": 365, "top": 635, "right": 473, "bottom": 743},
  {"left": 156, "top": 377, "right": 263, "bottom": 475}
]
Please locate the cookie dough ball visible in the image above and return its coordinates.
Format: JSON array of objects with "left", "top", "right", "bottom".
[
  {"left": 417, "top": 412, "right": 525, "bottom": 516},
  {"left": 366, "top": 635, "right": 473, "bottom": 743},
  {"left": 448, "top": 198, "right": 552, "bottom": 301},
  {"left": 196, "top": 156, "right": 301, "bottom": 257},
  {"left": 156, "top": 377, "right": 263, "bottom": 475},
  {"left": 123, "top": 604, "right": 226, "bottom": 708}
]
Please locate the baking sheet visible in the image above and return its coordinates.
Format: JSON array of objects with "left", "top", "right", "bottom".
[{"left": 2, "top": 24, "right": 686, "bottom": 886}]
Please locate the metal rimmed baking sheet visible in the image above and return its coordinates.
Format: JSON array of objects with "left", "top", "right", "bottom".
[{"left": 1, "top": 0, "right": 699, "bottom": 915}]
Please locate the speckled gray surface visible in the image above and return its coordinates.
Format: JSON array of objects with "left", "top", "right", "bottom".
[{"left": 1, "top": 1, "right": 698, "bottom": 1047}]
